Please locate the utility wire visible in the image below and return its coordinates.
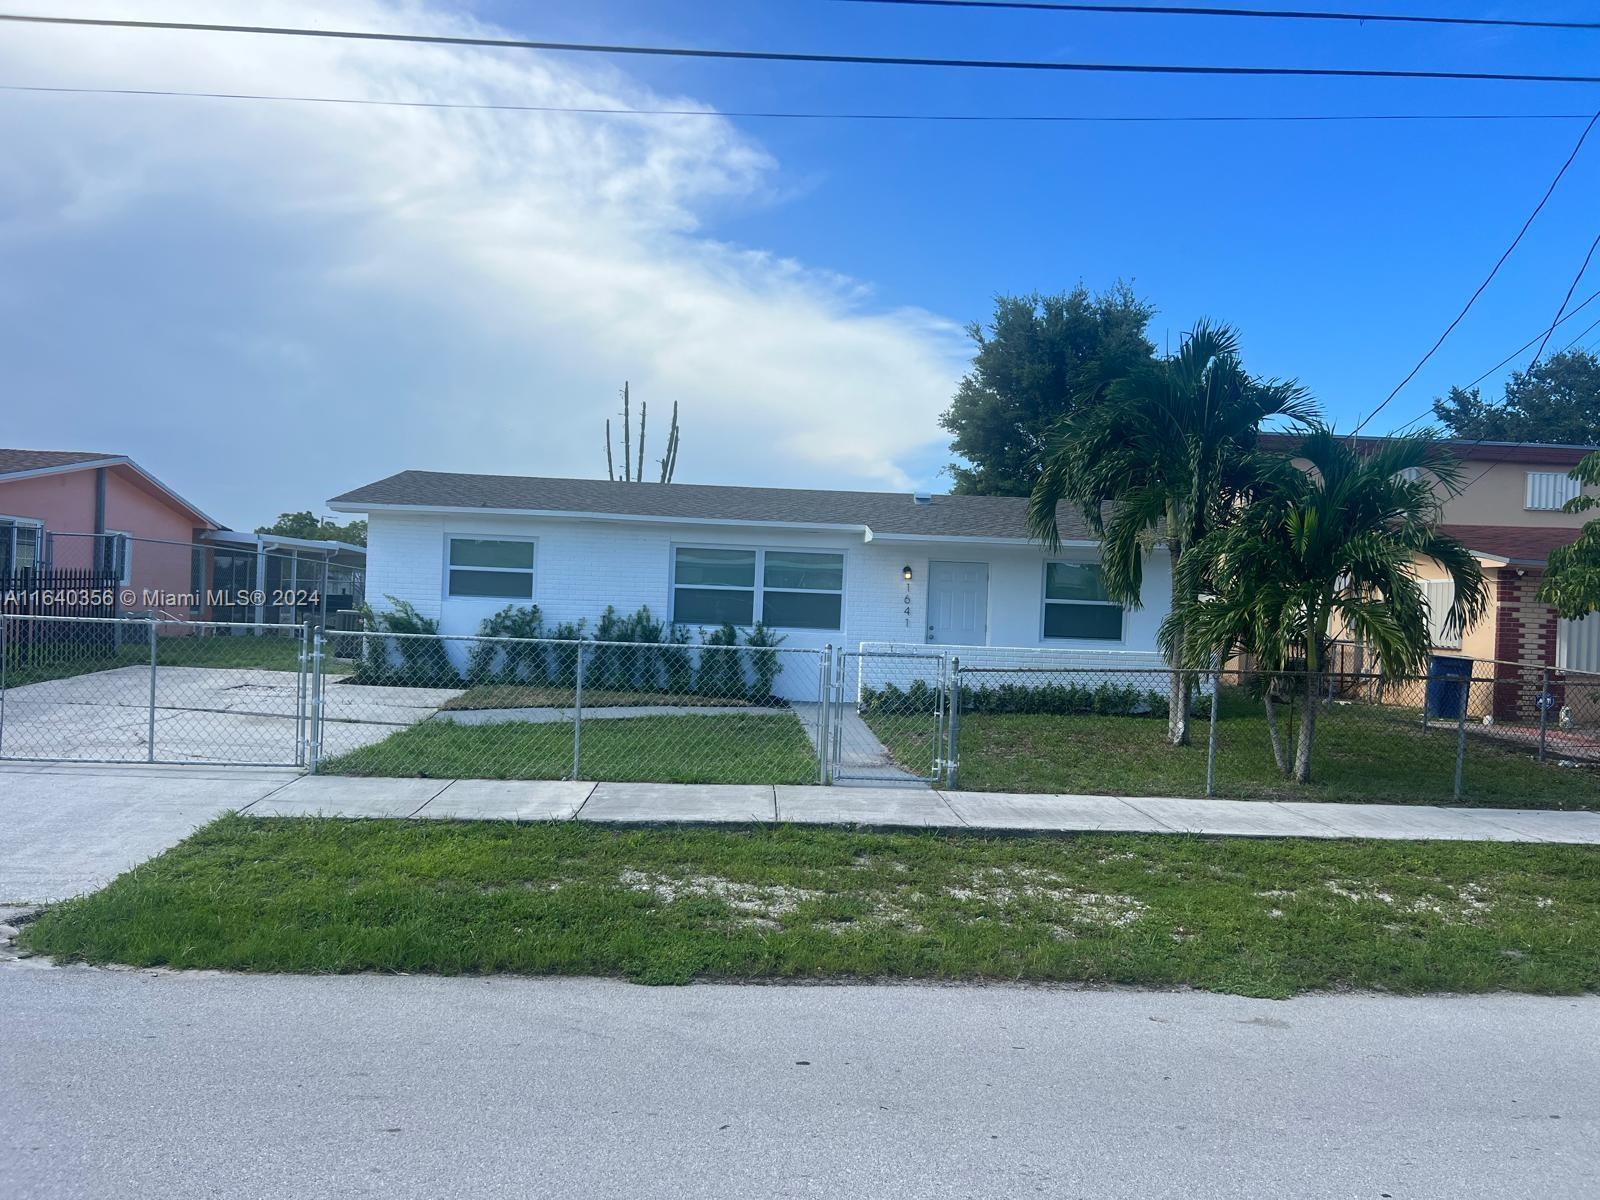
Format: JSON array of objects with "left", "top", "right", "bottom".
[
  {"left": 1528, "top": 231, "right": 1600, "bottom": 367},
  {"left": 8, "top": 13, "right": 1600, "bottom": 85},
  {"left": 1385, "top": 288, "right": 1600, "bottom": 439},
  {"left": 1348, "top": 111, "right": 1600, "bottom": 438},
  {"left": 826, "top": 0, "right": 1600, "bottom": 32},
  {"left": 5, "top": 83, "right": 1594, "bottom": 125},
  {"left": 1562, "top": 312, "right": 1600, "bottom": 354}
]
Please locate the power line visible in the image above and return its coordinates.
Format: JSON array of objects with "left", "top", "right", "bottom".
[
  {"left": 1563, "top": 312, "right": 1600, "bottom": 354},
  {"left": 1386, "top": 287, "right": 1600, "bottom": 438},
  {"left": 1348, "top": 111, "right": 1600, "bottom": 438},
  {"left": 8, "top": 13, "right": 1600, "bottom": 86},
  {"left": 5, "top": 83, "right": 1594, "bottom": 125},
  {"left": 1528, "top": 231, "right": 1600, "bottom": 367},
  {"left": 829, "top": 0, "right": 1600, "bottom": 32}
]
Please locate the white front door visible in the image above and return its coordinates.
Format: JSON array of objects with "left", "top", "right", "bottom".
[{"left": 927, "top": 560, "right": 989, "bottom": 645}]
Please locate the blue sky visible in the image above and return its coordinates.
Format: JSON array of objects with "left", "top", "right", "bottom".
[{"left": 2, "top": 1, "right": 1598, "bottom": 527}]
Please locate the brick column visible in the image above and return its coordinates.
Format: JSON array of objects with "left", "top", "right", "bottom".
[{"left": 1491, "top": 568, "right": 1558, "bottom": 721}]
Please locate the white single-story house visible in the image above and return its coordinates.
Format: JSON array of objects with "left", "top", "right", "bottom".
[{"left": 327, "top": 472, "right": 1173, "bottom": 698}]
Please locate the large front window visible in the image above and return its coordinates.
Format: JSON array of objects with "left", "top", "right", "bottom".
[
  {"left": 447, "top": 537, "right": 535, "bottom": 599},
  {"left": 1042, "top": 561, "right": 1123, "bottom": 641},
  {"left": 673, "top": 546, "right": 844, "bottom": 630}
]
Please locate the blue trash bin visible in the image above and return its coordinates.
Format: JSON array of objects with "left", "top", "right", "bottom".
[{"left": 1425, "top": 655, "right": 1472, "bottom": 719}]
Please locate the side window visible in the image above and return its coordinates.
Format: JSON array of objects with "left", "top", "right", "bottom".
[
  {"left": 1526, "top": 471, "right": 1581, "bottom": 511},
  {"left": 447, "top": 537, "right": 535, "bottom": 599}
]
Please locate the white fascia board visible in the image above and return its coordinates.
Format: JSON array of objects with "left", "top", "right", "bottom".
[
  {"left": 870, "top": 532, "right": 1105, "bottom": 549},
  {"left": 328, "top": 500, "right": 875, "bottom": 540}
]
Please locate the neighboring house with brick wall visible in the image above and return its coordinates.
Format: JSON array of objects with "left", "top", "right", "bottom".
[
  {"left": 327, "top": 470, "right": 1174, "bottom": 700},
  {"left": 1262, "top": 434, "right": 1600, "bottom": 718}
]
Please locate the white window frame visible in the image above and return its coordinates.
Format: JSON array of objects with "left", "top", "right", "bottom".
[
  {"left": 1526, "top": 470, "right": 1581, "bottom": 511},
  {"left": 1040, "top": 559, "right": 1126, "bottom": 644},
  {"left": 1421, "top": 578, "right": 1461, "bottom": 650},
  {"left": 0, "top": 515, "right": 43, "bottom": 575},
  {"left": 442, "top": 534, "right": 537, "bottom": 600},
  {"left": 670, "top": 543, "right": 846, "bottom": 631},
  {"left": 104, "top": 530, "right": 133, "bottom": 586}
]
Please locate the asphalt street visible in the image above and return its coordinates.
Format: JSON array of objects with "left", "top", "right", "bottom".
[{"left": 2, "top": 962, "right": 1596, "bottom": 1199}]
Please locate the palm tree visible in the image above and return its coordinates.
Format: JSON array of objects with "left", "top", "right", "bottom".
[
  {"left": 1168, "top": 427, "right": 1488, "bottom": 782},
  {"left": 1028, "top": 320, "right": 1317, "bottom": 744}
]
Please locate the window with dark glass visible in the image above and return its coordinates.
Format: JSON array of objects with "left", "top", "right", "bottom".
[
  {"left": 447, "top": 537, "right": 535, "bottom": 599},
  {"left": 1042, "top": 561, "right": 1123, "bottom": 641},
  {"left": 672, "top": 546, "right": 844, "bottom": 630}
]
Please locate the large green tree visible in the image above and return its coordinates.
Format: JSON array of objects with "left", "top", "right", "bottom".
[
  {"left": 1540, "top": 451, "right": 1600, "bottom": 618},
  {"left": 256, "top": 512, "right": 367, "bottom": 546},
  {"left": 1028, "top": 320, "right": 1317, "bottom": 745},
  {"left": 942, "top": 285, "right": 1157, "bottom": 495},
  {"left": 1432, "top": 348, "right": 1600, "bottom": 444},
  {"left": 1172, "top": 429, "right": 1487, "bottom": 782}
]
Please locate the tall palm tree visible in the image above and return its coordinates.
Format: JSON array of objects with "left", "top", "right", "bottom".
[
  {"left": 1028, "top": 320, "right": 1317, "bottom": 744},
  {"left": 1168, "top": 427, "right": 1488, "bottom": 782}
]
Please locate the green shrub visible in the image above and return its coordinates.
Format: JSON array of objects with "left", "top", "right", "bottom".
[
  {"left": 858, "top": 678, "right": 1177, "bottom": 719},
  {"left": 660, "top": 623, "right": 695, "bottom": 694},
  {"left": 548, "top": 620, "right": 586, "bottom": 688},
  {"left": 743, "top": 621, "right": 787, "bottom": 701},
  {"left": 696, "top": 623, "right": 746, "bottom": 700},
  {"left": 351, "top": 597, "right": 460, "bottom": 687}
]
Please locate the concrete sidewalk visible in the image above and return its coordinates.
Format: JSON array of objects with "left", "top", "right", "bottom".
[
  {"left": 241, "top": 772, "right": 1600, "bottom": 844},
  {"left": 7, "top": 762, "right": 1599, "bottom": 905}
]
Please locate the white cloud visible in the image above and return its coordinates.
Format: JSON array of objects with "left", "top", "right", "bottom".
[{"left": 0, "top": 0, "right": 966, "bottom": 524}]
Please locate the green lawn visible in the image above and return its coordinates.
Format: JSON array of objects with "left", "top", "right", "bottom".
[
  {"left": 871, "top": 690, "right": 1600, "bottom": 810},
  {"left": 23, "top": 816, "right": 1600, "bottom": 995},
  {"left": 321, "top": 712, "right": 819, "bottom": 784},
  {"left": 4, "top": 631, "right": 349, "bottom": 686}
]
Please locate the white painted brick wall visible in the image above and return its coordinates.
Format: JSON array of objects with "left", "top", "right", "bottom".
[{"left": 364, "top": 511, "right": 1174, "bottom": 664}]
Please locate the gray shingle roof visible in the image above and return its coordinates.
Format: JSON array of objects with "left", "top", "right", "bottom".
[
  {"left": 0, "top": 448, "right": 119, "bottom": 476},
  {"left": 328, "top": 471, "right": 1100, "bottom": 542}
]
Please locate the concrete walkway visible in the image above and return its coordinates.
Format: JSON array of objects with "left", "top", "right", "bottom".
[
  {"left": 6, "top": 761, "right": 1599, "bottom": 905},
  {"left": 248, "top": 775, "right": 1600, "bottom": 843}
]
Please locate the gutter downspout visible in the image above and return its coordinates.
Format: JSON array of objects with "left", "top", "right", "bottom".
[{"left": 94, "top": 467, "right": 107, "bottom": 572}]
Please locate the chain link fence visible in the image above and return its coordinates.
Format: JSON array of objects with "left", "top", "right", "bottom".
[
  {"left": 313, "top": 630, "right": 830, "bottom": 784},
  {"left": 940, "top": 660, "right": 1600, "bottom": 807},
  {"left": 5, "top": 612, "right": 1597, "bottom": 807}
]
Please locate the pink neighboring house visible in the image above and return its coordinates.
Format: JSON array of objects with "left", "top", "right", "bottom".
[{"left": 0, "top": 449, "right": 221, "bottom": 602}]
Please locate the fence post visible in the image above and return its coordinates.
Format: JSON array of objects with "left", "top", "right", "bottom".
[
  {"left": 146, "top": 619, "right": 158, "bottom": 763},
  {"left": 0, "top": 615, "right": 8, "bottom": 760},
  {"left": 295, "top": 620, "right": 310, "bottom": 767},
  {"left": 1453, "top": 678, "right": 1468, "bottom": 802},
  {"left": 308, "top": 629, "right": 325, "bottom": 774},
  {"left": 1538, "top": 667, "right": 1550, "bottom": 762},
  {"left": 1205, "top": 660, "right": 1221, "bottom": 797},
  {"left": 571, "top": 642, "right": 586, "bottom": 782},
  {"left": 817, "top": 645, "right": 831, "bottom": 786},
  {"left": 946, "top": 656, "right": 961, "bottom": 791}
]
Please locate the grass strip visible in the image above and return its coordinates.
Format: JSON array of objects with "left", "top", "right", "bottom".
[
  {"left": 321, "top": 713, "right": 819, "bottom": 784},
  {"left": 24, "top": 816, "right": 1600, "bottom": 995}
]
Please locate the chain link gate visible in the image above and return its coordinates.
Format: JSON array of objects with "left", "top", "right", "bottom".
[
  {"left": 826, "top": 648, "right": 948, "bottom": 785},
  {"left": 0, "top": 614, "right": 310, "bottom": 767}
]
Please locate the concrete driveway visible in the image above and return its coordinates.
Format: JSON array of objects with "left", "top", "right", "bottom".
[
  {"left": 0, "top": 666, "right": 460, "bottom": 766},
  {"left": 0, "top": 762, "right": 298, "bottom": 904}
]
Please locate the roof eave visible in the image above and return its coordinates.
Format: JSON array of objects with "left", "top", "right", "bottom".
[{"left": 328, "top": 499, "right": 876, "bottom": 540}]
